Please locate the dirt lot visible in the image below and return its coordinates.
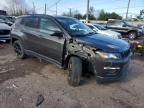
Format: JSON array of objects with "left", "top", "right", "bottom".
[{"left": 0, "top": 42, "right": 144, "bottom": 108}]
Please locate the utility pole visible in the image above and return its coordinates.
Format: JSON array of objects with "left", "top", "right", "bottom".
[
  {"left": 56, "top": 3, "right": 58, "bottom": 16},
  {"left": 45, "top": 3, "right": 47, "bottom": 15},
  {"left": 86, "top": 0, "right": 90, "bottom": 23},
  {"left": 33, "top": 2, "right": 35, "bottom": 14},
  {"left": 126, "top": 0, "right": 131, "bottom": 19},
  {"left": 69, "top": 8, "right": 72, "bottom": 16}
]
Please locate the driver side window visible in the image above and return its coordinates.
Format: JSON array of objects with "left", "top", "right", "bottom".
[{"left": 40, "top": 18, "right": 61, "bottom": 35}]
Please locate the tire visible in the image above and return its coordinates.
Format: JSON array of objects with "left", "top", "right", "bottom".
[
  {"left": 13, "top": 40, "right": 26, "bottom": 59},
  {"left": 67, "top": 56, "right": 82, "bottom": 87},
  {"left": 128, "top": 32, "right": 137, "bottom": 40}
]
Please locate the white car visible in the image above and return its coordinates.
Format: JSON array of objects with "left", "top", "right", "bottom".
[
  {"left": 0, "top": 19, "right": 11, "bottom": 42},
  {"left": 86, "top": 23, "right": 122, "bottom": 39}
]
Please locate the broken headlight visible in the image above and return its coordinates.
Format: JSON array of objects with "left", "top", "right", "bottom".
[{"left": 96, "top": 51, "right": 121, "bottom": 60}]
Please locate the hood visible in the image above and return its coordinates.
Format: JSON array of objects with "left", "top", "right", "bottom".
[
  {"left": 97, "top": 30, "right": 120, "bottom": 38},
  {"left": 75, "top": 34, "right": 129, "bottom": 53},
  {"left": 0, "top": 23, "right": 11, "bottom": 30}
]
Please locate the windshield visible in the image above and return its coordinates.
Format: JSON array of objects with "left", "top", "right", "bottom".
[
  {"left": 56, "top": 17, "right": 95, "bottom": 37},
  {"left": 94, "top": 24, "right": 107, "bottom": 30}
]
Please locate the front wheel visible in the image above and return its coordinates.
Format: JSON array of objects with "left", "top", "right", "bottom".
[
  {"left": 67, "top": 57, "right": 82, "bottom": 87},
  {"left": 13, "top": 40, "right": 26, "bottom": 59},
  {"left": 128, "top": 32, "right": 137, "bottom": 40}
]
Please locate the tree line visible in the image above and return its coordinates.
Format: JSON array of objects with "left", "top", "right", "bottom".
[
  {"left": 2, "top": 0, "right": 143, "bottom": 21},
  {"left": 2, "top": 0, "right": 34, "bottom": 16},
  {"left": 62, "top": 6, "right": 122, "bottom": 21}
]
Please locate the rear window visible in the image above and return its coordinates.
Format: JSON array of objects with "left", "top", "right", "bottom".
[{"left": 21, "top": 17, "right": 39, "bottom": 29}]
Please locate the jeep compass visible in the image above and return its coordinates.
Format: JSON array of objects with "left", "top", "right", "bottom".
[{"left": 11, "top": 15, "right": 131, "bottom": 86}]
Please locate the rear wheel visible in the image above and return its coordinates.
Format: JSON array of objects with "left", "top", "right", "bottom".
[
  {"left": 67, "top": 56, "right": 82, "bottom": 87},
  {"left": 128, "top": 32, "right": 137, "bottom": 40},
  {"left": 13, "top": 40, "right": 26, "bottom": 59}
]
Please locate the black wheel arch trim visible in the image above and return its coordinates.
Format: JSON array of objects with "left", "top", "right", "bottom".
[{"left": 64, "top": 52, "right": 89, "bottom": 69}]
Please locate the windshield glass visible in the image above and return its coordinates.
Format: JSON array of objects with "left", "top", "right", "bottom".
[
  {"left": 94, "top": 24, "right": 107, "bottom": 30},
  {"left": 56, "top": 17, "right": 95, "bottom": 37}
]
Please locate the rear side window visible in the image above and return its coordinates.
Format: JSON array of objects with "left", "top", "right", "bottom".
[
  {"left": 21, "top": 17, "right": 39, "bottom": 29},
  {"left": 40, "top": 18, "right": 61, "bottom": 35}
]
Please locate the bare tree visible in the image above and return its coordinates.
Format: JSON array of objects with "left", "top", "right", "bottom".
[{"left": 4, "top": 0, "right": 30, "bottom": 16}]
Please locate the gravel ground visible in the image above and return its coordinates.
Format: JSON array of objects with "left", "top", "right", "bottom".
[{"left": 0, "top": 42, "right": 144, "bottom": 108}]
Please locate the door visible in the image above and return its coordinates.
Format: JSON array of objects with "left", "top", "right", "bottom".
[
  {"left": 20, "top": 16, "right": 41, "bottom": 52},
  {"left": 38, "top": 17, "right": 65, "bottom": 64}
]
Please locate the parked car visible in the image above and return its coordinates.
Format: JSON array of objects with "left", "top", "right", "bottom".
[
  {"left": 86, "top": 23, "right": 122, "bottom": 39},
  {"left": 5, "top": 16, "right": 16, "bottom": 23},
  {"left": 95, "top": 22, "right": 106, "bottom": 27},
  {"left": 0, "top": 19, "right": 11, "bottom": 42},
  {"left": 80, "top": 19, "right": 87, "bottom": 23},
  {"left": 0, "top": 10, "right": 7, "bottom": 15},
  {"left": 11, "top": 15, "right": 131, "bottom": 86},
  {"left": 106, "top": 19, "right": 143, "bottom": 40},
  {"left": 130, "top": 39, "right": 144, "bottom": 56},
  {"left": 0, "top": 15, "right": 13, "bottom": 26}
]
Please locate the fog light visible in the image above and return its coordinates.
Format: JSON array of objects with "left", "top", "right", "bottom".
[{"left": 137, "top": 45, "right": 143, "bottom": 48}]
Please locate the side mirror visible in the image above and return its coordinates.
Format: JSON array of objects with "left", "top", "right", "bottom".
[{"left": 51, "top": 31, "right": 63, "bottom": 37}]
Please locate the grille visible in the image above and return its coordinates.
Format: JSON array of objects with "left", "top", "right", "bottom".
[
  {"left": 121, "top": 49, "right": 130, "bottom": 58},
  {"left": 106, "top": 70, "right": 120, "bottom": 76},
  {"left": 0, "top": 30, "right": 10, "bottom": 35}
]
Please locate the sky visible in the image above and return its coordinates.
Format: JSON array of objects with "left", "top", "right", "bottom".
[
  {"left": 0, "top": 0, "right": 144, "bottom": 17},
  {"left": 26, "top": 0, "right": 144, "bottom": 17}
]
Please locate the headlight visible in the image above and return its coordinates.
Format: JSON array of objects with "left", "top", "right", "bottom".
[{"left": 96, "top": 51, "right": 121, "bottom": 60}]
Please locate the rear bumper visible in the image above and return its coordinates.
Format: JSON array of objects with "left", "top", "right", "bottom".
[
  {"left": 0, "top": 34, "right": 10, "bottom": 40},
  {"left": 90, "top": 54, "right": 131, "bottom": 82}
]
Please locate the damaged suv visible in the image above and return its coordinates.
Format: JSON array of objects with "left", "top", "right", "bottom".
[{"left": 11, "top": 15, "right": 131, "bottom": 86}]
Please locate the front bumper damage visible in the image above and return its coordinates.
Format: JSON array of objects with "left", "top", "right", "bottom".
[{"left": 67, "top": 40, "right": 131, "bottom": 83}]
